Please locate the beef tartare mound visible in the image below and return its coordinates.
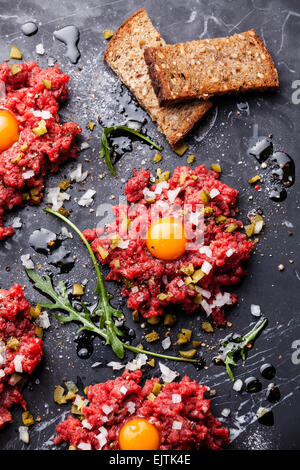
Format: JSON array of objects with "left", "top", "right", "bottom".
[
  {"left": 0, "top": 284, "right": 43, "bottom": 428},
  {"left": 54, "top": 370, "right": 230, "bottom": 450},
  {"left": 84, "top": 165, "right": 254, "bottom": 325},
  {"left": 0, "top": 61, "right": 81, "bottom": 241}
]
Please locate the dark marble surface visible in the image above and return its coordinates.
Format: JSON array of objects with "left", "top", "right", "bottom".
[{"left": 0, "top": 0, "right": 300, "bottom": 450}]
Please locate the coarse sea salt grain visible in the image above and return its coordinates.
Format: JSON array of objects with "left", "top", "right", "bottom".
[
  {"left": 126, "top": 353, "right": 148, "bottom": 371},
  {"left": 78, "top": 189, "right": 96, "bottom": 207},
  {"left": 159, "top": 362, "right": 178, "bottom": 383},
  {"left": 20, "top": 254, "right": 34, "bottom": 269},
  {"left": 172, "top": 421, "right": 182, "bottom": 430},
  {"left": 23, "top": 170, "right": 34, "bottom": 180},
  {"left": 13, "top": 355, "right": 24, "bottom": 373},
  {"left": 0, "top": 370, "right": 5, "bottom": 378},
  {"left": 120, "top": 386, "right": 128, "bottom": 395},
  {"left": 106, "top": 361, "right": 124, "bottom": 370},
  {"left": 155, "top": 181, "right": 169, "bottom": 195},
  {"left": 96, "top": 433, "right": 107, "bottom": 449},
  {"left": 70, "top": 163, "right": 88, "bottom": 183},
  {"left": 172, "top": 394, "right": 182, "bottom": 403},
  {"left": 221, "top": 408, "right": 231, "bottom": 418},
  {"left": 209, "top": 188, "right": 220, "bottom": 199},
  {"left": 167, "top": 187, "right": 182, "bottom": 204},
  {"left": 226, "top": 248, "right": 235, "bottom": 257},
  {"left": 251, "top": 304, "right": 261, "bottom": 317},
  {"left": 102, "top": 404, "right": 113, "bottom": 415},
  {"left": 233, "top": 379, "right": 243, "bottom": 392},
  {"left": 201, "top": 260, "right": 212, "bottom": 275},
  {"left": 77, "top": 442, "right": 91, "bottom": 450},
  {"left": 31, "top": 109, "right": 52, "bottom": 119},
  {"left": 19, "top": 426, "right": 29, "bottom": 444},
  {"left": 36, "top": 43, "right": 45, "bottom": 55},
  {"left": 199, "top": 246, "right": 212, "bottom": 257},
  {"left": 161, "top": 337, "right": 171, "bottom": 350},
  {"left": 35, "top": 311, "right": 50, "bottom": 329},
  {"left": 201, "top": 299, "right": 212, "bottom": 316},
  {"left": 11, "top": 217, "right": 22, "bottom": 229},
  {"left": 82, "top": 419, "right": 92, "bottom": 430},
  {"left": 127, "top": 401, "right": 136, "bottom": 414}
]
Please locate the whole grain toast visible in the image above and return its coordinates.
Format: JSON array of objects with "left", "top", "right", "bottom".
[
  {"left": 144, "top": 30, "right": 279, "bottom": 105},
  {"left": 104, "top": 9, "right": 212, "bottom": 148}
]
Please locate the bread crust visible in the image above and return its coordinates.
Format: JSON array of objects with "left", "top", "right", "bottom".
[
  {"left": 144, "top": 29, "right": 279, "bottom": 106},
  {"left": 104, "top": 9, "right": 212, "bottom": 148}
]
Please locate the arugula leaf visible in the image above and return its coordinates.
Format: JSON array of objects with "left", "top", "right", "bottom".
[
  {"left": 100, "top": 125, "right": 163, "bottom": 176},
  {"left": 215, "top": 317, "right": 268, "bottom": 381},
  {"left": 25, "top": 208, "right": 197, "bottom": 363}
]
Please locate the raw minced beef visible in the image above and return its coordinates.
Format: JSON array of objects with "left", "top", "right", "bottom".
[
  {"left": 0, "top": 284, "right": 43, "bottom": 428},
  {"left": 0, "top": 61, "right": 81, "bottom": 240},
  {"left": 54, "top": 370, "right": 230, "bottom": 450},
  {"left": 84, "top": 165, "right": 254, "bottom": 325}
]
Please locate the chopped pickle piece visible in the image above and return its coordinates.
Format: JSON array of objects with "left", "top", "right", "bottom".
[
  {"left": 137, "top": 344, "right": 144, "bottom": 350},
  {"left": 152, "top": 382, "right": 162, "bottom": 395},
  {"left": 193, "top": 293, "right": 202, "bottom": 304},
  {"left": 54, "top": 385, "right": 67, "bottom": 405},
  {"left": 30, "top": 304, "right": 41, "bottom": 319},
  {"left": 192, "top": 269, "right": 205, "bottom": 283},
  {"left": 42, "top": 79, "right": 52, "bottom": 89},
  {"left": 248, "top": 175, "right": 261, "bottom": 184},
  {"left": 179, "top": 349, "right": 197, "bottom": 359},
  {"left": 184, "top": 276, "right": 193, "bottom": 285},
  {"left": 69, "top": 446, "right": 77, "bottom": 451},
  {"left": 202, "top": 321, "right": 214, "bottom": 333},
  {"left": 180, "top": 263, "right": 194, "bottom": 276},
  {"left": 210, "top": 163, "right": 221, "bottom": 173},
  {"left": 30, "top": 187, "right": 39, "bottom": 197},
  {"left": 252, "top": 214, "right": 265, "bottom": 226},
  {"left": 157, "top": 293, "right": 168, "bottom": 301},
  {"left": 177, "top": 329, "right": 192, "bottom": 344},
  {"left": 35, "top": 326, "right": 43, "bottom": 338},
  {"left": 164, "top": 313, "right": 177, "bottom": 327},
  {"left": 10, "top": 46, "right": 22, "bottom": 59},
  {"left": 199, "top": 190, "right": 210, "bottom": 205},
  {"left": 187, "top": 154, "right": 195, "bottom": 164},
  {"left": 225, "top": 223, "right": 238, "bottom": 233},
  {"left": 193, "top": 341, "right": 202, "bottom": 349},
  {"left": 113, "top": 259, "right": 120, "bottom": 268},
  {"left": 7, "top": 337, "right": 19, "bottom": 351},
  {"left": 145, "top": 331, "right": 160, "bottom": 343},
  {"left": 58, "top": 179, "right": 71, "bottom": 191},
  {"left": 215, "top": 215, "right": 227, "bottom": 224},
  {"left": 11, "top": 153, "right": 24, "bottom": 163},
  {"left": 88, "top": 121, "right": 95, "bottom": 131},
  {"left": 32, "top": 120, "right": 47, "bottom": 136},
  {"left": 147, "top": 392, "right": 156, "bottom": 402},
  {"left": 71, "top": 403, "right": 83, "bottom": 415},
  {"left": 110, "top": 234, "right": 120, "bottom": 249},
  {"left": 174, "top": 141, "right": 188, "bottom": 156},
  {"left": 22, "top": 411, "right": 34, "bottom": 426},
  {"left": 10, "top": 63, "right": 22, "bottom": 75},
  {"left": 204, "top": 207, "right": 213, "bottom": 215},
  {"left": 97, "top": 245, "right": 109, "bottom": 260},
  {"left": 65, "top": 381, "right": 78, "bottom": 394},
  {"left": 180, "top": 172, "right": 188, "bottom": 185},
  {"left": 104, "top": 30, "right": 114, "bottom": 39},
  {"left": 73, "top": 284, "right": 85, "bottom": 296},
  {"left": 191, "top": 174, "right": 198, "bottom": 180},
  {"left": 132, "top": 310, "right": 139, "bottom": 322},
  {"left": 147, "top": 316, "right": 161, "bottom": 325},
  {"left": 58, "top": 207, "right": 69, "bottom": 218},
  {"left": 153, "top": 153, "right": 163, "bottom": 163},
  {"left": 20, "top": 144, "right": 28, "bottom": 152},
  {"left": 147, "top": 359, "right": 155, "bottom": 367},
  {"left": 65, "top": 391, "right": 77, "bottom": 401},
  {"left": 156, "top": 168, "right": 170, "bottom": 183}
]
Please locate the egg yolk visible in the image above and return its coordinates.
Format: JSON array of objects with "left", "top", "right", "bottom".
[
  {"left": 0, "top": 109, "right": 19, "bottom": 152},
  {"left": 146, "top": 217, "right": 187, "bottom": 260},
  {"left": 119, "top": 418, "right": 160, "bottom": 450}
]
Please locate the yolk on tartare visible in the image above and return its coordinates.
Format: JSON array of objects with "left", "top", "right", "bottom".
[
  {"left": 0, "top": 109, "right": 19, "bottom": 152},
  {"left": 119, "top": 418, "right": 160, "bottom": 450},
  {"left": 146, "top": 217, "right": 187, "bottom": 261}
]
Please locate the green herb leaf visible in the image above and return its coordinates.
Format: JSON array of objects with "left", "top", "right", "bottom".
[
  {"left": 25, "top": 209, "right": 196, "bottom": 364},
  {"left": 215, "top": 317, "right": 268, "bottom": 381},
  {"left": 100, "top": 125, "right": 163, "bottom": 176}
]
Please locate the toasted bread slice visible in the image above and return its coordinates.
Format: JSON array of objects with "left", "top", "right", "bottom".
[
  {"left": 144, "top": 30, "right": 279, "bottom": 105},
  {"left": 104, "top": 9, "right": 212, "bottom": 148}
]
